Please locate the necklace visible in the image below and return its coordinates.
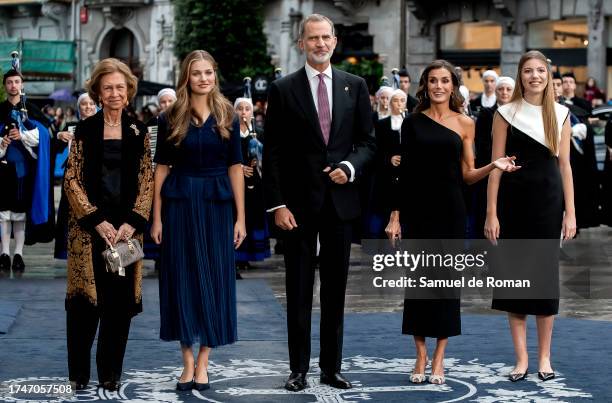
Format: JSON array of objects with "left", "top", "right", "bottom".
[{"left": 104, "top": 118, "right": 121, "bottom": 127}]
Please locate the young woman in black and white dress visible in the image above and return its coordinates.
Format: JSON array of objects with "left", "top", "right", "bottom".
[{"left": 485, "top": 50, "right": 576, "bottom": 382}]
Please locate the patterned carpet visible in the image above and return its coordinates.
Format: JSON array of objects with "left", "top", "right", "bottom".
[{"left": 0, "top": 278, "right": 609, "bottom": 402}]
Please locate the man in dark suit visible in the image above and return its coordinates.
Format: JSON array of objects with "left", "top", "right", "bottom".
[
  {"left": 263, "top": 13, "right": 375, "bottom": 392},
  {"left": 398, "top": 69, "right": 418, "bottom": 113},
  {"left": 561, "top": 72, "right": 592, "bottom": 113}
]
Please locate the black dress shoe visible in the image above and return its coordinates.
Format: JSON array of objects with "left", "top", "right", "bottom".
[
  {"left": 176, "top": 379, "right": 194, "bottom": 391},
  {"left": 284, "top": 372, "right": 307, "bottom": 392},
  {"left": 70, "top": 380, "right": 88, "bottom": 390},
  {"left": 0, "top": 253, "right": 10, "bottom": 277},
  {"left": 194, "top": 370, "right": 210, "bottom": 391},
  {"left": 538, "top": 371, "right": 555, "bottom": 381},
  {"left": 509, "top": 370, "right": 528, "bottom": 382},
  {"left": 320, "top": 372, "right": 352, "bottom": 389},
  {"left": 99, "top": 381, "right": 120, "bottom": 391},
  {"left": 12, "top": 254, "right": 24, "bottom": 276}
]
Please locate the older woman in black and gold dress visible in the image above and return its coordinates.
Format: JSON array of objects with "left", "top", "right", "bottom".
[{"left": 63, "top": 58, "right": 153, "bottom": 391}]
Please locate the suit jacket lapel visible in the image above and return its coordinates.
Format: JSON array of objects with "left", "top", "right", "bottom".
[
  {"left": 330, "top": 68, "right": 349, "bottom": 145},
  {"left": 291, "top": 67, "right": 326, "bottom": 147}
]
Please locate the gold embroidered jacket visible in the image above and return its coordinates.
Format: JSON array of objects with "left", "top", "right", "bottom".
[{"left": 63, "top": 110, "right": 153, "bottom": 309}]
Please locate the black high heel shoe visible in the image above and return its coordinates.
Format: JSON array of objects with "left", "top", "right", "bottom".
[
  {"left": 194, "top": 370, "right": 210, "bottom": 391},
  {"left": 176, "top": 378, "right": 194, "bottom": 391},
  {"left": 509, "top": 369, "right": 528, "bottom": 382},
  {"left": 538, "top": 371, "right": 555, "bottom": 381},
  {"left": 177, "top": 366, "right": 196, "bottom": 390}
]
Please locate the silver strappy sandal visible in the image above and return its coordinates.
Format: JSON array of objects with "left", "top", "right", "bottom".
[
  {"left": 429, "top": 374, "right": 445, "bottom": 384},
  {"left": 409, "top": 372, "right": 427, "bottom": 383}
]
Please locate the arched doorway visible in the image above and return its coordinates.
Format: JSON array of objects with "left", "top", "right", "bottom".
[{"left": 99, "top": 27, "right": 142, "bottom": 78}]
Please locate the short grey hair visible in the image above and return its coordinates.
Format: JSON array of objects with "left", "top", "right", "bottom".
[{"left": 298, "top": 14, "right": 335, "bottom": 39}]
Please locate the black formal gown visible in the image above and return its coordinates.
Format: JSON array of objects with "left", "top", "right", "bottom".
[
  {"left": 395, "top": 112, "right": 464, "bottom": 338},
  {"left": 491, "top": 99, "right": 569, "bottom": 315}
]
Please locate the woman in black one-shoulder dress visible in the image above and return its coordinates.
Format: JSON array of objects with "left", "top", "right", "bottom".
[
  {"left": 485, "top": 51, "right": 576, "bottom": 382},
  {"left": 386, "top": 60, "right": 518, "bottom": 385}
]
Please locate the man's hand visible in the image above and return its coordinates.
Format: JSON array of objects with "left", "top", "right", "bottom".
[
  {"left": 323, "top": 166, "right": 348, "bottom": 184},
  {"left": 274, "top": 207, "right": 298, "bottom": 230},
  {"left": 8, "top": 128, "right": 20, "bottom": 141}
]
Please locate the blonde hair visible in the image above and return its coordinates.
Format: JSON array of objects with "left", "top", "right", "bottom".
[
  {"left": 87, "top": 58, "right": 137, "bottom": 105},
  {"left": 166, "top": 50, "right": 234, "bottom": 143},
  {"left": 510, "top": 50, "right": 559, "bottom": 155}
]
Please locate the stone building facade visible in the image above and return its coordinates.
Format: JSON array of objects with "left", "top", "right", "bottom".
[
  {"left": 263, "top": 0, "right": 407, "bottom": 80},
  {"left": 267, "top": 0, "right": 612, "bottom": 95},
  {"left": 0, "top": 0, "right": 176, "bottom": 95},
  {"left": 3, "top": 0, "right": 612, "bottom": 97},
  {"left": 80, "top": 0, "right": 175, "bottom": 86}
]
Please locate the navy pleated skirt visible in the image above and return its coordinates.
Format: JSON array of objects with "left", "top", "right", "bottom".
[{"left": 159, "top": 169, "right": 237, "bottom": 347}]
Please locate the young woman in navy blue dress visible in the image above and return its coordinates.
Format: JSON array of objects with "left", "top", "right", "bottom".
[{"left": 151, "top": 50, "right": 246, "bottom": 391}]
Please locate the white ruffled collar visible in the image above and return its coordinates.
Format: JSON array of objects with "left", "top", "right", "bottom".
[{"left": 496, "top": 98, "right": 569, "bottom": 156}]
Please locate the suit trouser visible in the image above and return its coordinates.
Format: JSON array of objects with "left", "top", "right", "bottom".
[
  {"left": 66, "top": 303, "right": 132, "bottom": 384},
  {"left": 283, "top": 193, "right": 352, "bottom": 373}
]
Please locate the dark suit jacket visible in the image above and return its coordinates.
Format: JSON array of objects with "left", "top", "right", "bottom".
[
  {"left": 469, "top": 94, "right": 486, "bottom": 116},
  {"left": 263, "top": 66, "right": 376, "bottom": 221},
  {"left": 570, "top": 96, "right": 592, "bottom": 114},
  {"left": 406, "top": 94, "right": 418, "bottom": 113}
]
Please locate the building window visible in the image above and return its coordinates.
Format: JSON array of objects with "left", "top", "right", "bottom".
[
  {"left": 528, "top": 18, "right": 588, "bottom": 49},
  {"left": 438, "top": 21, "right": 501, "bottom": 94},
  {"left": 439, "top": 21, "right": 502, "bottom": 51}
]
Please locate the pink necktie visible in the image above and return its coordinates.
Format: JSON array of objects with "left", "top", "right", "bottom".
[{"left": 317, "top": 73, "right": 331, "bottom": 145}]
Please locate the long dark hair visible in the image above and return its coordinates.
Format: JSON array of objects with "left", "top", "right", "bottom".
[{"left": 414, "top": 60, "right": 464, "bottom": 113}]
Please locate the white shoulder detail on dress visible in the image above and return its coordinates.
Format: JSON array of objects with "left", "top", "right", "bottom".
[
  {"left": 496, "top": 99, "right": 567, "bottom": 155},
  {"left": 554, "top": 102, "right": 570, "bottom": 128}
]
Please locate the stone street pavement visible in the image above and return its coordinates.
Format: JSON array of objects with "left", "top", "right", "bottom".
[{"left": 0, "top": 226, "right": 612, "bottom": 402}]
